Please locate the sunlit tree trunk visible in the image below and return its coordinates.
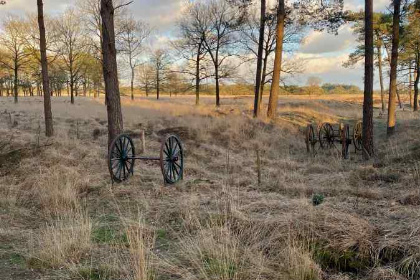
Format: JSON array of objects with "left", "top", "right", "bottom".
[
  {"left": 253, "top": 0, "right": 266, "bottom": 117},
  {"left": 267, "top": 0, "right": 285, "bottom": 119},
  {"left": 414, "top": 57, "right": 419, "bottom": 111},
  {"left": 376, "top": 40, "right": 385, "bottom": 112},
  {"left": 409, "top": 61, "right": 413, "bottom": 108},
  {"left": 37, "top": 0, "right": 54, "bottom": 137},
  {"left": 387, "top": 0, "right": 401, "bottom": 136},
  {"left": 101, "top": 0, "right": 123, "bottom": 147},
  {"left": 14, "top": 60, "right": 18, "bottom": 103}
]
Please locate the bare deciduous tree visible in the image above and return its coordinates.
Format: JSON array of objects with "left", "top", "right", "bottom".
[
  {"left": 151, "top": 49, "right": 170, "bottom": 100},
  {"left": 202, "top": 0, "right": 243, "bottom": 106},
  {"left": 54, "top": 8, "right": 88, "bottom": 104},
  {"left": 176, "top": 1, "right": 210, "bottom": 105},
  {"left": 0, "top": 15, "right": 31, "bottom": 103},
  {"left": 119, "top": 16, "right": 150, "bottom": 100},
  {"left": 138, "top": 63, "right": 154, "bottom": 97}
]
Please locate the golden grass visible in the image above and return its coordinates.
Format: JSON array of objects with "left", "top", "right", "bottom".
[
  {"left": 0, "top": 95, "right": 419, "bottom": 280},
  {"left": 29, "top": 211, "right": 92, "bottom": 269}
]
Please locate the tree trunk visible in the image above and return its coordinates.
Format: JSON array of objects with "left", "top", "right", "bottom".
[
  {"left": 215, "top": 65, "right": 220, "bottom": 107},
  {"left": 195, "top": 41, "right": 202, "bottom": 106},
  {"left": 363, "top": 0, "right": 374, "bottom": 159},
  {"left": 253, "top": 0, "right": 266, "bottom": 118},
  {"left": 14, "top": 61, "right": 18, "bottom": 103},
  {"left": 409, "top": 61, "right": 413, "bottom": 108},
  {"left": 101, "top": 0, "right": 124, "bottom": 147},
  {"left": 259, "top": 49, "right": 269, "bottom": 109},
  {"left": 267, "top": 0, "right": 285, "bottom": 119},
  {"left": 377, "top": 43, "right": 385, "bottom": 112},
  {"left": 387, "top": 0, "right": 401, "bottom": 136},
  {"left": 414, "top": 58, "right": 419, "bottom": 111},
  {"left": 156, "top": 68, "right": 160, "bottom": 100},
  {"left": 70, "top": 79, "right": 75, "bottom": 104},
  {"left": 130, "top": 66, "right": 134, "bottom": 100},
  {"left": 396, "top": 88, "right": 402, "bottom": 109},
  {"left": 214, "top": 60, "right": 220, "bottom": 107}
]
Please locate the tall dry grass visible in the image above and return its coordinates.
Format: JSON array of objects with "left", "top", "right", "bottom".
[
  {"left": 1, "top": 96, "right": 419, "bottom": 280},
  {"left": 28, "top": 211, "right": 92, "bottom": 269}
]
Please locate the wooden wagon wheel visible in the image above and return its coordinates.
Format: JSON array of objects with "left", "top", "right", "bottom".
[
  {"left": 353, "top": 120, "right": 363, "bottom": 151},
  {"left": 305, "top": 124, "right": 316, "bottom": 153},
  {"left": 160, "top": 135, "right": 184, "bottom": 185},
  {"left": 108, "top": 134, "right": 135, "bottom": 183},
  {"left": 319, "top": 123, "right": 334, "bottom": 149},
  {"left": 341, "top": 124, "right": 350, "bottom": 159}
]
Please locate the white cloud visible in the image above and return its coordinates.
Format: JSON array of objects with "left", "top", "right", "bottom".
[
  {"left": 299, "top": 24, "right": 357, "bottom": 54},
  {"left": 344, "top": 0, "right": 390, "bottom": 12}
]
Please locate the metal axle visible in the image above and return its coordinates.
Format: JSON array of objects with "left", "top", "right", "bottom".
[{"left": 131, "top": 156, "right": 160, "bottom": 161}]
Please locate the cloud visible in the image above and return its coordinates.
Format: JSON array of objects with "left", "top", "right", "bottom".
[
  {"left": 344, "top": 0, "right": 390, "bottom": 12},
  {"left": 299, "top": 24, "right": 357, "bottom": 54},
  {"left": 1, "top": 0, "right": 185, "bottom": 32}
]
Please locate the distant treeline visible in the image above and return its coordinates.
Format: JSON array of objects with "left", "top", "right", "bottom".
[{"left": 123, "top": 83, "right": 364, "bottom": 97}]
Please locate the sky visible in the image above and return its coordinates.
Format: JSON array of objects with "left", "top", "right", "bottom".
[{"left": 0, "top": 0, "right": 392, "bottom": 89}]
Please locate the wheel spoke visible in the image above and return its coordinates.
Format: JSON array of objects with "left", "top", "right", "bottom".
[
  {"left": 173, "top": 163, "right": 180, "bottom": 176},
  {"left": 122, "top": 160, "right": 126, "bottom": 179},
  {"left": 115, "top": 162, "right": 123, "bottom": 179}
]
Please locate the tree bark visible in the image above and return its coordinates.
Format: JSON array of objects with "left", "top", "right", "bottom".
[
  {"left": 259, "top": 49, "right": 269, "bottom": 109},
  {"left": 37, "top": 0, "right": 54, "bottom": 136},
  {"left": 414, "top": 57, "right": 419, "bottom": 111},
  {"left": 195, "top": 40, "right": 202, "bottom": 106},
  {"left": 101, "top": 0, "right": 124, "bottom": 147},
  {"left": 215, "top": 64, "right": 220, "bottom": 106},
  {"left": 409, "top": 61, "right": 413, "bottom": 108},
  {"left": 253, "top": 0, "right": 266, "bottom": 118},
  {"left": 156, "top": 67, "right": 160, "bottom": 100},
  {"left": 387, "top": 0, "right": 401, "bottom": 136},
  {"left": 267, "top": 0, "right": 285, "bottom": 119},
  {"left": 363, "top": 0, "right": 374, "bottom": 159},
  {"left": 130, "top": 66, "right": 134, "bottom": 100},
  {"left": 377, "top": 42, "right": 385, "bottom": 112},
  {"left": 14, "top": 59, "right": 18, "bottom": 103}
]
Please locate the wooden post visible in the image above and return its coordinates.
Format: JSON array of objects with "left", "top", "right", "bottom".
[
  {"left": 256, "top": 148, "right": 261, "bottom": 186},
  {"left": 141, "top": 130, "right": 146, "bottom": 154}
]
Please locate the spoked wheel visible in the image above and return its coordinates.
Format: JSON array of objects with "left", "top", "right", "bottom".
[
  {"left": 353, "top": 121, "right": 363, "bottom": 151},
  {"left": 160, "top": 135, "right": 184, "bottom": 185},
  {"left": 341, "top": 124, "right": 350, "bottom": 159},
  {"left": 108, "top": 134, "right": 135, "bottom": 183},
  {"left": 319, "top": 123, "right": 335, "bottom": 149},
  {"left": 305, "top": 124, "right": 316, "bottom": 153}
]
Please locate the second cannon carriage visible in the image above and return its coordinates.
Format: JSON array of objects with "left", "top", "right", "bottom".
[{"left": 305, "top": 120, "right": 363, "bottom": 159}]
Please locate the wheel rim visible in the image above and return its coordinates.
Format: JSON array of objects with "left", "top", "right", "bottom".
[
  {"left": 353, "top": 121, "right": 363, "bottom": 151},
  {"left": 319, "top": 123, "right": 334, "bottom": 149},
  {"left": 309, "top": 126, "right": 316, "bottom": 152},
  {"left": 108, "top": 134, "right": 135, "bottom": 183},
  {"left": 342, "top": 125, "right": 350, "bottom": 159},
  {"left": 305, "top": 125, "right": 312, "bottom": 153},
  {"left": 160, "top": 135, "right": 183, "bottom": 184}
]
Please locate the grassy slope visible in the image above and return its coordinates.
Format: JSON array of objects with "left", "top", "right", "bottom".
[{"left": 0, "top": 94, "right": 419, "bottom": 280}]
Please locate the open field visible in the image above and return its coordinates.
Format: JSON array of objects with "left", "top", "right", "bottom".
[{"left": 1, "top": 94, "right": 420, "bottom": 280}]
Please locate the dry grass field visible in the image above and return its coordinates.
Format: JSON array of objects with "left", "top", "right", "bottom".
[{"left": 1, "top": 94, "right": 419, "bottom": 280}]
